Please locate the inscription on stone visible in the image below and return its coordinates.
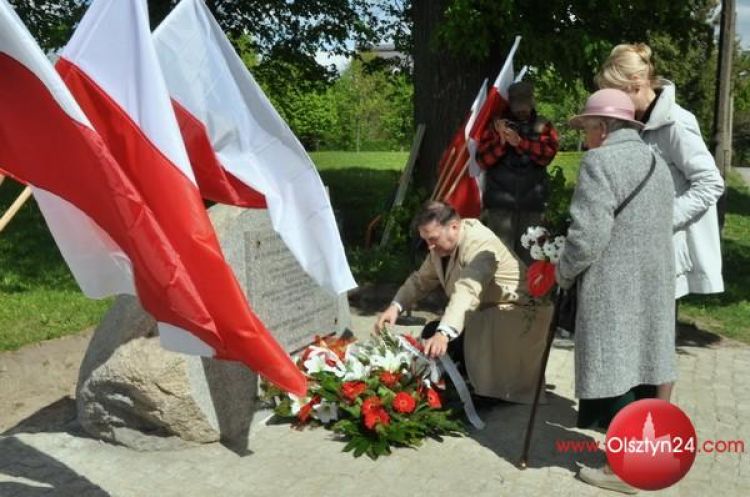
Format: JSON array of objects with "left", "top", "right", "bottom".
[{"left": 209, "top": 206, "right": 350, "bottom": 353}]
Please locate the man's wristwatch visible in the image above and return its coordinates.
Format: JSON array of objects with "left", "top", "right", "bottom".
[
  {"left": 436, "top": 324, "right": 458, "bottom": 341},
  {"left": 437, "top": 329, "right": 452, "bottom": 340}
]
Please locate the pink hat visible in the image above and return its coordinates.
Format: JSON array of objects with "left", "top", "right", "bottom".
[{"left": 569, "top": 88, "right": 643, "bottom": 129}]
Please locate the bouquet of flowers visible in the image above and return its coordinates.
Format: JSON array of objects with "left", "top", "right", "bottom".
[
  {"left": 261, "top": 329, "right": 465, "bottom": 459},
  {"left": 520, "top": 226, "right": 566, "bottom": 298}
]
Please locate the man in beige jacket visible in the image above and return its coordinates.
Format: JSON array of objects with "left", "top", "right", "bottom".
[{"left": 376, "top": 201, "right": 552, "bottom": 403}]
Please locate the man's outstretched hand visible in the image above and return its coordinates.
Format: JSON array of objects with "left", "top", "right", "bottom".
[
  {"left": 374, "top": 303, "right": 399, "bottom": 334},
  {"left": 423, "top": 332, "right": 449, "bottom": 359}
]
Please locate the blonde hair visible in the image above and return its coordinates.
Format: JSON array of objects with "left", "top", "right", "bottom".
[{"left": 595, "top": 43, "right": 659, "bottom": 91}]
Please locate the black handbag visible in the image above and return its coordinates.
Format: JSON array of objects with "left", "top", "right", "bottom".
[{"left": 556, "top": 154, "right": 656, "bottom": 333}]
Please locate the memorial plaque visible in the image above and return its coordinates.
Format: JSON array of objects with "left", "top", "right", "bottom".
[{"left": 209, "top": 205, "right": 350, "bottom": 353}]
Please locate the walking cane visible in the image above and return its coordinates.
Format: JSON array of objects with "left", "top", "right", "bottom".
[{"left": 518, "top": 288, "right": 563, "bottom": 469}]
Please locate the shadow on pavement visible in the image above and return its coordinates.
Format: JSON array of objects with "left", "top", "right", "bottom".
[
  {"left": 469, "top": 390, "right": 603, "bottom": 473},
  {"left": 676, "top": 321, "right": 723, "bottom": 349},
  {"left": 0, "top": 437, "right": 109, "bottom": 497},
  {"left": 2, "top": 397, "right": 81, "bottom": 437}
]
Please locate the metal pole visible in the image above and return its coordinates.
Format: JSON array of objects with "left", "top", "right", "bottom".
[
  {"left": 714, "top": 0, "right": 735, "bottom": 178},
  {"left": 714, "top": 0, "right": 735, "bottom": 231}
]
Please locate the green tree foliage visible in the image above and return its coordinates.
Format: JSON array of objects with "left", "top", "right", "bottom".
[
  {"left": 8, "top": 0, "right": 86, "bottom": 51},
  {"left": 434, "top": 0, "right": 717, "bottom": 83},
  {"left": 412, "top": 0, "right": 719, "bottom": 187},
  {"left": 327, "top": 57, "right": 413, "bottom": 151},
  {"left": 251, "top": 57, "right": 340, "bottom": 151},
  {"left": 648, "top": 32, "right": 716, "bottom": 135},
  {"left": 731, "top": 50, "right": 750, "bottom": 166},
  {"left": 533, "top": 67, "right": 588, "bottom": 151}
]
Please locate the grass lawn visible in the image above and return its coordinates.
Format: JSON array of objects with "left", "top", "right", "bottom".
[
  {"left": 0, "top": 180, "right": 111, "bottom": 351},
  {"left": 679, "top": 171, "right": 750, "bottom": 343},
  {"left": 539, "top": 152, "right": 750, "bottom": 343},
  {"left": 0, "top": 151, "right": 409, "bottom": 351},
  {"left": 310, "top": 151, "right": 407, "bottom": 247},
  {"left": 1, "top": 150, "right": 747, "bottom": 350}
]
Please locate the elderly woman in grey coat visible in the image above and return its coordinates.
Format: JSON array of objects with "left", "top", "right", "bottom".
[{"left": 557, "top": 89, "right": 676, "bottom": 493}]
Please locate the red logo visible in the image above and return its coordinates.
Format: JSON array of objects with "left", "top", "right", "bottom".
[{"left": 606, "top": 399, "right": 697, "bottom": 490}]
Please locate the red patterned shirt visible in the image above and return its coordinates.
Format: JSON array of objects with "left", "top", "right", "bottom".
[{"left": 477, "top": 120, "right": 559, "bottom": 169}]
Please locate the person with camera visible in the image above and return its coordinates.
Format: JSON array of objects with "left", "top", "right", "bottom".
[{"left": 476, "top": 81, "right": 559, "bottom": 264}]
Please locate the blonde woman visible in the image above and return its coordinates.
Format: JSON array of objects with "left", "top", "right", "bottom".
[{"left": 597, "top": 43, "right": 725, "bottom": 402}]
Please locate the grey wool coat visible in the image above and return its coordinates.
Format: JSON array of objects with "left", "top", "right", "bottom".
[{"left": 556, "top": 128, "right": 677, "bottom": 399}]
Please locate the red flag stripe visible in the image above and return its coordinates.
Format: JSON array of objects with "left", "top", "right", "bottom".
[
  {"left": 55, "top": 57, "right": 306, "bottom": 395},
  {"left": 435, "top": 122, "right": 481, "bottom": 218},
  {"left": 469, "top": 87, "right": 509, "bottom": 143},
  {"left": 0, "top": 52, "right": 213, "bottom": 338},
  {"left": 171, "top": 99, "right": 267, "bottom": 209}
]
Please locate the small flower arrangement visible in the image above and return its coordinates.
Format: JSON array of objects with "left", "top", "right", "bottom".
[
  {"left": 520, "top": 226, "right": 566, "bottom": 298},
  {"left": 261, "top": 329, "right": 465, "bottom": 459}
]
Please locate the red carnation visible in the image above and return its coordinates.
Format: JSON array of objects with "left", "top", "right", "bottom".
[
  {"left": 364, "top": 407, "right": 391, "bottom": 430},
  {"left": 379, "top": 371, "right": 401, "bottom": 388},
  {"left": 527, "top": 260, "right": 556, "bottom": 298},
  {"left": 392, "top": 392, "right": 416, "bottom": 414},
  {"left": 361, "top": 396, "right": 382, "bottom": 415},
  {"left": 341, "top": 381, "right": 367, "bottom": 402},
  {"left": 376, "top": 408, "right": 391, "bottom": 426},
  {"left": 425, "top": 388, "right": 442, "bottom": 409},
  {"left": 363, "top": 410, "right": 379, "bottom": 430}
]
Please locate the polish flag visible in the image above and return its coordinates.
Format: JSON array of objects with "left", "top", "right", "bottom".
[
  {"left": 41, "top": 0, "right": 304, "bottom": 394},
  {"left": 153, "top": 0, "right": 356, "bottom": 295},
  {"left": 433, "top": 37, "right": 522, "bottom": 218},
  {"left": 466, "top": 36, "right": 523, "bottom": 174}
]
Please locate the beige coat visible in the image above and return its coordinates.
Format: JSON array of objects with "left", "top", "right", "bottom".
[{"left": 394, "top": 219, "right": 552, "bottom": 403}]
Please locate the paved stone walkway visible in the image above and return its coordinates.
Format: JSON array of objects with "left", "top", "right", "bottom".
[{"left": 0, "top": 310, "right": 748, "bottom": 496}]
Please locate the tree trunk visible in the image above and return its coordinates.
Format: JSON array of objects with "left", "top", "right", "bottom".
[{"left": 411, "top": 0, "right": 501, "bottom": 192}]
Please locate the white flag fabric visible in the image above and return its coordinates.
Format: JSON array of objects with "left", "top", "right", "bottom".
[
  {"left": 1, "top": 0, "right": 209, "bottom": 363},
  {"left": 153, "top": 0, "right": 356, "bottom": 296},
  {"left": 466, "top": 78, "right": 488, "bottom": 178},
  {"left": 53, "top": 0, "right": 305, "bottom": 395},
  {"left": 494, "top": 36, "right": 522, "bottom": 99}
]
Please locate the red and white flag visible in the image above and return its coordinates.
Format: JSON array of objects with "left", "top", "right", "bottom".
[
  {"left": 466, "top": 36, "right": 522, "bottom": 175},
  {"left": 6, "top": 0, "right": 305, "bottom": 395},
  {"left": 153, "top": 0, "right": 356, "bottom": 295},
  {"left": 433, "top": 37, "right": 522, "bottom": 218}
]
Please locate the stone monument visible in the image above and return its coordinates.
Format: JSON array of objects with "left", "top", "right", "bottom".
[{"left": 76, "top": 205, "right": 350, "bottom": 451}]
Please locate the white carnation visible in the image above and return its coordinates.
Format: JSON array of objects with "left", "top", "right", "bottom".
[
  {"left": 542, "top": 242, "right": 557, "bottom": 259},
  {"left": 550, "top": 250, "right": 561, "bottom": 264},
  {"left": 520, "top": 233, "right": 532, "bottom": 249},
  {"left": 530, "top": 244, "right": 545, "bottom": 261},
  {"left": 529, "top": 226, "right": 549, "bottom": 241}
]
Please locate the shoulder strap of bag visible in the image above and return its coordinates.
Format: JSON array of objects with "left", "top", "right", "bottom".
[{"left": 614, "top": 153, "right": 657, "bottom": 218}]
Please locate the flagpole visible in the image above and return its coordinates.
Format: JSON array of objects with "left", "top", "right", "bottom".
[
  {"left": 441, "top": 158, "right": 470, "bottom": 202},
  {"left": 431, "top": 146, "right": 457, "bottom": 200},
  {"left": 435, "top": 148, "right": 468, "bottom": 201},
  {"left": 433, "top": 149, "right": 463, "bottom": 200},
  {"left": 0, "top": 186, "right": 32, "bottom": 233}
]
